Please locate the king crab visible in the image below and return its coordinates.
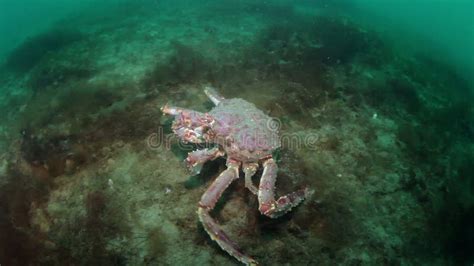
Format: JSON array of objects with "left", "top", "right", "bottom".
[{"left": 161, "top": 87, "right": 310, "bottom": 265}]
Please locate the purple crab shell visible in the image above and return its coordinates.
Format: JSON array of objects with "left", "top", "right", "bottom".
[{"left": 209, "top": 98, "right": 281, "bottom": 162}]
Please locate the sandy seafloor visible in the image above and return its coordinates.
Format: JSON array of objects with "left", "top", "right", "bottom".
[{"left": 0, "top": 1, "right": 473, "bottom": 265}]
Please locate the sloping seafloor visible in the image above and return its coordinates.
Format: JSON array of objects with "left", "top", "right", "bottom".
[{"left": 0, "top": 1, "right": 473, "bottom": 265}]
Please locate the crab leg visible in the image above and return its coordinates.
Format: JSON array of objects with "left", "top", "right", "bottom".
[
  {"left": 186, "top": 147, "right": 224, "bottom": 174},
  {"left": 198, "top": 160, "right": 258, "bottom": 265},
  {"left": 243, "top": 162, "right": 259, "bottom": 195},
  {"left": 161, "top": 104, "right": 187, "bottom": 116},
  {"left": 204, "top": 86, "right": 225, "bottom": 106},
  {"left": 258, "top": 158, "right": 308, "bottom": 218}
]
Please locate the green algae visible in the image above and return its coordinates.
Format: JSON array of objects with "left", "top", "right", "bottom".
[{"left": 5, "top": 28, "right": 84, "bottom": 73}]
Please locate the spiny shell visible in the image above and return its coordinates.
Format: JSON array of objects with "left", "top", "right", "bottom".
[{"left": 209, "top": 98, "right": 280, "bottom": 161}]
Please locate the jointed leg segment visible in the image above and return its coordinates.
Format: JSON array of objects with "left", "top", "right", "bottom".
[
  {"left": 258, "top": 158, "right": 308, "bottom": 218},
  {"left": 243, "top": 162, "right": 259, "bottom": 195},
  {"left": 186, "top": 147, "right": 224, "bottom": 174},
  {"left": 204, "top": 86, "right": 226, "bottom": 106},
  {"left": 198, "top": 160, "right": 258, "bottom": 265}
]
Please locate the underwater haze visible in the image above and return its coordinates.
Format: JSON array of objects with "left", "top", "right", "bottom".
[
  {"left": 0, "top": 0, "right": 97, "bottom": 60},
  {"left": 0, "top": 0, "right": 473, "bottom": 265},
  {"left": 351, "top": 0, "right": 474, "bottom": 88}
]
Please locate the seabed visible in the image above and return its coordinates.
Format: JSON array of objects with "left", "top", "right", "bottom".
[{"left": 0, "top": 1, "right": 472, "bottom": 265}]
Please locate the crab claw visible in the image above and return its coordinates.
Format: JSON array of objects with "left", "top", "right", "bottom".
[
  {"left": 161, "top": 104, "right": 215, "bottom": 144},
  {"left": 161, "top": 103, "right": 183, "bottom": 116},
  {"left": 185, "top": 147, "right": 223, "bottom": 174}
]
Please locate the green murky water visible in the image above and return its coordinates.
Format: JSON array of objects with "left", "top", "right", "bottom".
[{"left": 0, "top": 1, "right": 473, "bottom": 265}]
